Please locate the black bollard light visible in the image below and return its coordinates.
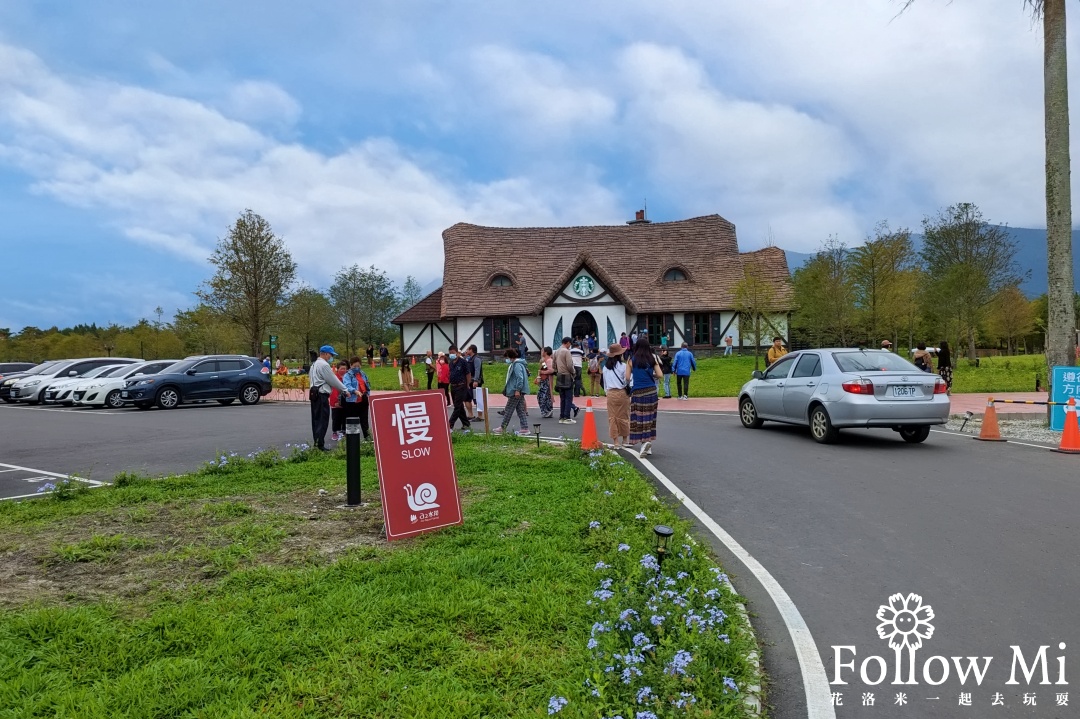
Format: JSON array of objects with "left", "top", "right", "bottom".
[
  {"left": 960, "top": 410, "right": 974, "bottom": 433},
  {"left": 345, "top": 417, "right": 362, "bottom": 505},
  {"left": 534, "top": 423, "right": 542, "bottom": 448},
  {"left": 653, "top": 524, "right": 674, "bottom": 570}
]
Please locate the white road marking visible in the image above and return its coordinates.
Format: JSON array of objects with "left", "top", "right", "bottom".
[
  {"left": 0, "top": 405, "right": 126, "bottom": 415},
  {"left": 930, "top": 428, "right": 1058, "bottom": 451},
  {"left": 0, "top": 463, "right": 103, "bottom": 487},
  {"left": 626, "top": 450, "right": 836, "bottom": 719}
]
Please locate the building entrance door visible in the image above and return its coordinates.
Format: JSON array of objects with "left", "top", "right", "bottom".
[{"left": 571, "top": 311, "right": 598, "bottom": 344}]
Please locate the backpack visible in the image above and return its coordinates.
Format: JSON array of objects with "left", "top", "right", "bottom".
[{"left": 588, "top": 356, "right": 599, "bottom": 374}]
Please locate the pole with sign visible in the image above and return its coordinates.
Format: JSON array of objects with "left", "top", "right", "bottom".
[
  {"left": 345, "top": 416, "right": 362, "bottom": 505},
  {"left": 370, "top": 390, "right": 462, "bottom": 541}
]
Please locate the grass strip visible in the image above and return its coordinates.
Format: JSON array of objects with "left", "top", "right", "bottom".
[{"left": 0, "top": 438, "right": 762, "bottom": 718}]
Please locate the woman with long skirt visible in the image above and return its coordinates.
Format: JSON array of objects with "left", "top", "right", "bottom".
[
  {"left": 626, "top": 336, "right": 662, "bottom": 458},
  {"left": 537, "top": 346, "right": 555, "bottom": 418}
]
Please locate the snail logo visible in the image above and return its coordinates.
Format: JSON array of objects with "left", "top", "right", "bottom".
[
  {"left": 572, "top": 275, "right": 594, "bottom": 297},
  {"left": 404, "top": 483, "right": 440, "bottom": 512}
]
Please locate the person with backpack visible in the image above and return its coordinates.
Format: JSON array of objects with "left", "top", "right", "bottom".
[
  {"left": 587, "top": 351, "right": 603, "bottom": 397},
  {"left": 493, "top": 348, "right": 531, "bottom": 436},
  {"left": 658, "top": 347, "right": 674, "bottom": 399},
  {"left": 913, "top": 342, "right": 935, "bottom": 373}
]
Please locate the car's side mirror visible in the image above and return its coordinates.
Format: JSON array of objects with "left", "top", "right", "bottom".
[
  {"left": 186, "top": 369, "right": 197, "bottom": 375},
  {"left": 68, "top": 370, "right": 78, "bottom": 376},
  {"left": 751, "top": 370, "right": 764, "bottom": 380}
]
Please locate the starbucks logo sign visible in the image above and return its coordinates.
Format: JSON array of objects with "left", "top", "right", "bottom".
[{"left": 572, "top": 275, "right": 595, "bottom": 297}]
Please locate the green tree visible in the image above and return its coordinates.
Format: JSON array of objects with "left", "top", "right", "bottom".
[
  {"left": 284, "top": 285, "right": 337, "bottom": 360},
  {"left": 792, "top": 237, "right": 859, "bottom": 347},
  {"left": 397, "top": 276, "right": 425, "bottom": 315},
  {"left": 920, "top": 203, "right": 1024, "bottom": 359},
  {"left": 173, "top": 305, "right": 242, "bottom": 356},
  {"left": 196, "top": 210, "right": 297, "bottom": 357},
  {"left": 987, "top": 285, "right": 1037, "bottom": 355},
  {"left": 902, "top": 0, "right": 1075, "bottom": 370},
  {"left": 329, "top": 265, "right": 399, "bottom": 356},
  {"left": 848, "top": 223, "right": 917, "bottom": 346},
  {"left": 734, "top": 259, "right": 781, "bottom": 370}
]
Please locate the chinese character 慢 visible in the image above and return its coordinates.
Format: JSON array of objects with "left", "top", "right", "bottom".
[
  {"left": 992, "top": 692, "right": 1005, "bottom": 706},
  {"left": 391, "top": 401, "right": 433, "bottom": 445},
  {"left": 959, "top": 692, "right": 971, "bottom": 706},
  {"left": 895, "top": 692, "right": 907, "bottom": 706},
  {"left": 831, "top": 692, "right": 843, "bottom": 706},
  {"left": 1023, "top": 693, "right": 1036, "bottom": 706},
  {"left": 1057, "top": 693, "right": 1069, "bottom": 706},
  {"left": 862, "top": 692, "right": 875, "bottom": 707}
]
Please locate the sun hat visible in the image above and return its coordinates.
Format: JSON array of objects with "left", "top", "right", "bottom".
[
  {"left": 881, "top": 339, "right": 893, "bottom": 347},
  {"left": 607, "top": 343, "right": 625, "bottom": 356},
  {"left": 319, "top": 345, "right": 338, "bottom": 356}
]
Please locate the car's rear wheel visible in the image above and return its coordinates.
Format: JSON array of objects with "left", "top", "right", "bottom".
[
  {"left": 809, "top": 405, "right": 839, "bottom": 444},
  {"left": 217, "top": 398, "right": 235, "bottom": 405},
  {"left": 239, "top": 384, "right": 261, "bottom": 405},
  {"left": 739, "top": 397, "right": 763, "bottom": 428},
  {"left": 899, "top": 425, "right": 931, "bottom": 444},
  {"left": 105, "top": 390, "right": 125, "bottom": 409},
  {"left": 156, "top": 387, "right": 180, "bottom": 410}
]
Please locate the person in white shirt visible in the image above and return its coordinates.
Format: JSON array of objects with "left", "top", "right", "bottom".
[
  {"left": 309, "top": 345, "right": 351, "bottom": 451},
  {"left": 570, "top": 340, "right": 585, "bottom": 397},
  {"left": 602, "top": 343, "right": 630, "bottom": 447}
]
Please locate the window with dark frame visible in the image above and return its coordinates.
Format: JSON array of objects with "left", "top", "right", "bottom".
[
  {"left": 491, "top": 318, "right": 512, "bottom": 350},
  {"left": 644, "top": 313, "right": 664, "bottom": 340},
  {"left": 663, "top": 268, "right": 688, "bottom": 282},
  {"left": 691, "top": 313, "right": 710, "bottom": 345},
  {"left": 490, "top": 275, "right": 513, "bottom": 287}
]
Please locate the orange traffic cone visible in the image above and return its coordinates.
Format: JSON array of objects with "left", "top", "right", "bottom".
[
  {"left": 1057, "top": 397, "right": 1080, "bottom": 453},
  {"left": 975, "top": 396, "right": 1006, "bottom": 442},
  {"left": 580, "top": 398, "right": 602, "bottom": 451}
]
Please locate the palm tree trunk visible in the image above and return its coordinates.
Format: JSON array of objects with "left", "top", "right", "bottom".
[{"left": 1044, "top": 0, "right": 1076, "bottom": 372}]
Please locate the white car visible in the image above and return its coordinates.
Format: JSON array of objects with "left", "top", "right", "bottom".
[
  {"left": 11, "top": 357, "right": 139, "bottom": 404},
  {"left": 44, "top": 364, "right": 130, "bottom": 405},
  {"left": 72, "top": 360, "right": 181, "bottom": 409}
]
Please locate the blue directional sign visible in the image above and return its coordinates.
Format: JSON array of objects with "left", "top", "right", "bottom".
[{"left": 1049, "top": 366, "right": 1078, "bottom": 431}]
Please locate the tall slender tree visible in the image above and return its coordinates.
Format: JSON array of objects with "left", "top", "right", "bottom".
[
  {"left": 902, "top": 0, "right": 1075, "bottom": 370},
  {"left": 196, "top": 210, "right": 297, "bottom": 357}
]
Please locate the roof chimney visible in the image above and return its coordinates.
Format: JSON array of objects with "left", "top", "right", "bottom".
[{"left": 627, "top": 209, "right": 651, "bottom": 225}]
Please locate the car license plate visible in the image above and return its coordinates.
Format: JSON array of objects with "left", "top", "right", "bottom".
[{"left": 891, "top": 385, "right": 920, "bottom": 398}]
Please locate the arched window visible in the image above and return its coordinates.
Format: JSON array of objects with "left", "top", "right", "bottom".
[
  {"left": 490, "top": 275, "right": 513, "bottom": 287},
  {"left": 663, "top": 268, "right": 688, "bottom": 282}
]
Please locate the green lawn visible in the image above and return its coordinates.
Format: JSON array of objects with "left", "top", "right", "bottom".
[{"left": 0, "top": 440, "right": 761, "bottom": 718}]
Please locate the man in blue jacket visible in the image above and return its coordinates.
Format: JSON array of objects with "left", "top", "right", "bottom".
[{"left": 672, "top": 342, "right": 697, "bottom": 400}]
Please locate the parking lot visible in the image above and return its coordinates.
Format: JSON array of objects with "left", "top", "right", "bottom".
[{"left": 0, "top": 400, "right": 313, "bottom": 498}]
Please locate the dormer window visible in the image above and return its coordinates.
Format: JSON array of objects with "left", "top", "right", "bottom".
[
  {"left": 490, "top": 275, "right": 513, "bottom": 287},
  {"left": 663, "top": 268, "right": 688, "bottom": 282}
]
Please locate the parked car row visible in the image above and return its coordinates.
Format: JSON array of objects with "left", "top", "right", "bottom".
[{"left": 0, "top": 355, "right": 273, "bottom": 410}]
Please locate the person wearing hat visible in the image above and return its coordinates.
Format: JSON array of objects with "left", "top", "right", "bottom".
[
  {"left": 309, "top": 345, "right": 352, "bottom": 451},
  {"left": 880, "top": 339, "right": 893, "bottom": 351},
  {"left": 602, "top": 343, "right": 631, "bottom": 447}
]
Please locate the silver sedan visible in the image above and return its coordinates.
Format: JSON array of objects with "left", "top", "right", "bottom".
[{"left": 737, "top": 349, "right": 950, "bottom": 444}]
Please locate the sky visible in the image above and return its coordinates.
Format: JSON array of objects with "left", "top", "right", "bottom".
[{"left": 0, "top": 1, "right": 1074, "bottom": 330}]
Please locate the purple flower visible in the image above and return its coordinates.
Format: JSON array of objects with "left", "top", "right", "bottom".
[
  {"left": 594, "top": 561, "right": 610, "bottom": 570},
  {"left": 632, "top": 632, "right": 653, "bottom": 649},
  {"left": 723, "top": 677, "right": 739, "bottom": 693},
  {"left": 636, "top": 712, "right": 658, "bottom": 719},
  {"left": 591, "top": 622, "right": 610, "bottom": 634},
  {"left": 587, "top": 638, "right": 599, "bottom": 650},
  {"left": 619, "top": 608, "right": 639, "bottom": 622},
  {"left": 672, "top": 692, "right": 697, "bottom": 709},
  {"left": 617, "top": 543, "right": 630, "bottom": 552},
  {"left": 666, "top": 649, "right": 693, "bottom": 676},
  {"left": 589, "top": 521, "right": 601, "bottom": 529},
  {"left": 593, "top": 589, "right": 614, "bottom": 601},
  {"left": 599, "top": 578, "right": 613, "bottom": 590},
  {"left": 640, "top": 554, "right": 660, "bottom": 572},
  {"left": 650, "top": 614, "right": 664, "bottom": 626},
  {"left": 548, "top": 696, "right": 568, "bottom": 714},
  {"left": 635, "top": 686, "right": 654, "bottom": 704},
  {"left": 719, "top": 633, "right": 731, "bottom": 643},
  {"left": 635, "top": 513, "right": 647, "bottom": 520}
]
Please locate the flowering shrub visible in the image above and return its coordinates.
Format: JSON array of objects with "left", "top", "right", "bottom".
[
  {"left": 197, "top": 444, "right": 315, "bottom": 475},
  {"left": 554, "top": 452, "right": 758, "bottom": 718}
]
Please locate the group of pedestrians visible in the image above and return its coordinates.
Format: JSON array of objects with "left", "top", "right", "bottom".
[
  {"left": 881, "top": 338, "right": 954, "bottom": 394},
  {"left": 307, "top": 345, "right": 371, "bottom": 451}
]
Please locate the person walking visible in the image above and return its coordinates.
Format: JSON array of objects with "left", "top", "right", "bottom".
[
  {"left": 602, "top": 343, "right": 630, "bottom": 448},
  {"left": 724, "top": 335, "right": 734, "bottom": 356},
  {"left": 570, "top": 340, "right": 585, "bottom": 396},
  {"left": 492, "top": 349, "right": 531, "bottom": 436},
  {"left": 366, "top": 344, "right": 375, "bottom": 367},
  {"left": 913, "top": 342, "right": 934, "bottom": 373},
  {"left": 424, "top": 349, "right": 435, "bottom": 389},
  {"left": 658, "top": 347, "right": 673, "bottom": 399},
  {"left": 398, "top": 357, "right": 416, "bottom": 390},
  {"left": 446, "top": 344, "right": 473, "bottom": 432},
  {"left": 537, "top": 346, "right": 555, "bottom": 418},
  {"left": 329, "top": 359, "right": 349, "bottom": 441},
  {"left": 515, "top": 331, "right": 529, "bottom": 360},
  {"left": 936, "top": 340, "right": 953, "bottom": 394},
  {"left": 436, "top": 352, "right": 450, "bottom": 406},
  {"left": 587, "top": 350, "right": 603, "bottom": 397},
  {"left": 554, "top": 337, "right": 576, "bottom": 424},
  {"left": 626, "top": 337, "right": 661, "bottom": 457},
  {"left": 465, "top": 344, "right": 484, "bottom": 420},
  {"left": 379, "top": 343, "right": 389, "bottom": 367},
  {"left": 672, "top": 342, "right": 697, "bottom": 400},
  {"left": 342, "top": 356, "right": 371, "bottom": 440},
  {"left": 619, "top": 332, "right": 630, "bottom": 350},
  {"left": 308, "top": 345, "right": 351, "bottom": 451}
]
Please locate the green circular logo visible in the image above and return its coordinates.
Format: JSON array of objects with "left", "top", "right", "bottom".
[{"left": 572, "top": 275, "right": 595, "bottom": 297}]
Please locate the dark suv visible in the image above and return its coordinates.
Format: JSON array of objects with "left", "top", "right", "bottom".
[{"left": 122, "top": 355, "right": 272, "bottom": 410}]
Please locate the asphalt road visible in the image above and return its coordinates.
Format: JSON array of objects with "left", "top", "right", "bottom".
[{"left": 1, "top": 398, "right": 1076, "bottom": 718}]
